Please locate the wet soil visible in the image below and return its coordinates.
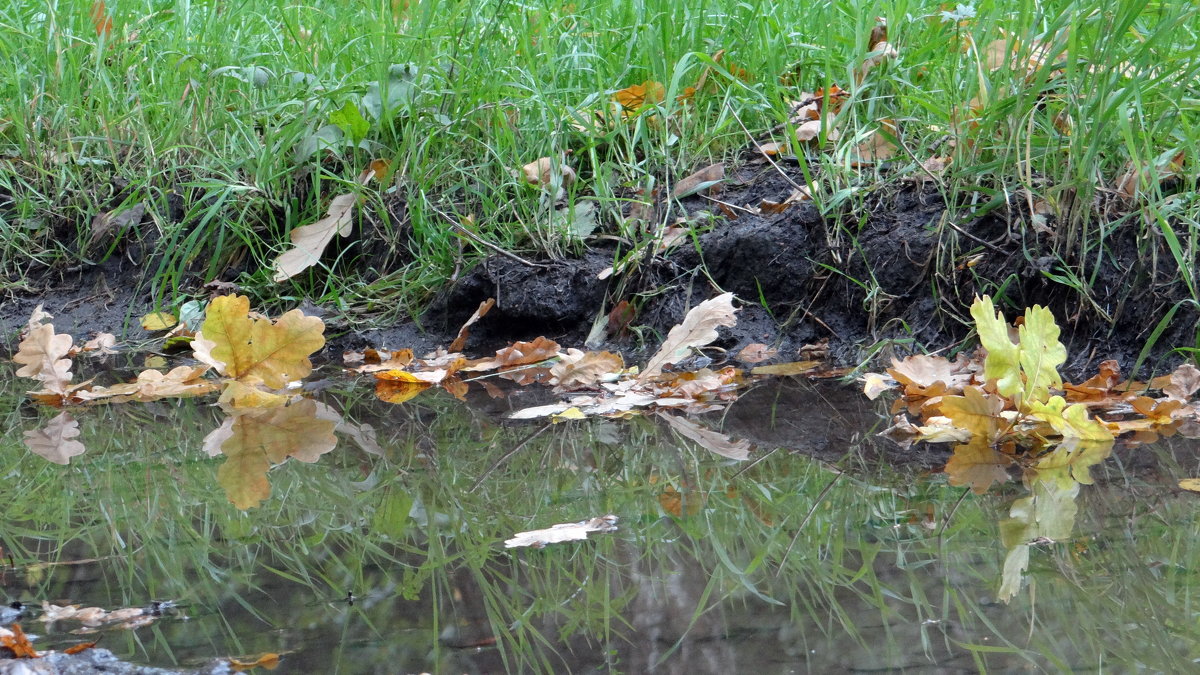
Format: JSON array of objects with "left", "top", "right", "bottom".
[{"left": 2, "top": 156, "right": 1195, "bottom": 380}]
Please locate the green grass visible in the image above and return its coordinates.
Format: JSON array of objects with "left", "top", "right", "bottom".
[{"left": 0, "top": 0, "right": 1197, "bottom": 324}]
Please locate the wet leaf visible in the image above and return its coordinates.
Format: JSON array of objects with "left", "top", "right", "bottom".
[
  {"left": 862, "top": 372, "right": 895, "bottom": 400},
  {"left": 23, "top": 412, "right": 86, "bottom": 465},
  {"left": 1027, "top": 396, "right": 1113, "bottom": 441},
  {"left": 140, "top": 312, "right": 176, "bottom": 331},
  {"left": 659, "top": 484, "right": 702, "bottom": 518},
  {"left": 77, "top": 365, "right": 217, "bottom": 403},
  {"left": 1030, "top": 439, "right": 1113, "bottom": 488},
  {"left": 375, "top": 375, "right": 432, "bottom": 405},
  {"left": 944, "top": 437, "right": 1012, "bottom": 494},
  {"left": 230, "top": 653, "right": 281, "bottom": 671},
  {"left": 640, "top": 293, "right": 738, "bottom": 380},
  {"left": 735, "top": 343, "right": 777, "bottom": 364},
  {"left": 448, "top": 298, "right": 495, "bottom": 352},
  {"left": 350, "top": 348, "right": 416, "bottom": 373},
  {"left": 271, "top": 193, "right": 358, "bottom": 282},
  {"left": 64, "top": 641, "right": 99, "bottom": 655},
  {"left": 504, "top": 514, "right": 618, "bottom": 548},
  {"left": 466, "top": 336, "right": 561, "bottom": 371},
  {"left": 1, "top": 623, "right": 38, "bottom": 658},
  {"left": 550, "top": 349, "right": 624, "bottom": 390},
  {"left": 206, "top": 400, "right": 338, "bottom": 509},
  {"left": 193, "top": 295, "right": 325, "bottom": 390},
  {"left": 940, "top": 386, "right": 1005, "bottom": 441},
  {"left": 81, "top": 333, "right": 118, "bottom": 355},
  {"left": 1153, "top": 363, "right": 1200, "bottom": 402},
  {"left": 14, "top": 315, "right": 74, "bottom": 395},
  {"left": 659, "top": 412, "right": 751, "bottom": 460},
  {"left": 1179, "top": 478, "right": 1200, "bottom": 492},
  {"left": 750, "top": 361, "right": 821, "bottom": 376}
]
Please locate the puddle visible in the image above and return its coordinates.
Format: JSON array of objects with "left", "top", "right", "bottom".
[{"left": 4, "top": 364, "right": 1200, "bottom": 672}]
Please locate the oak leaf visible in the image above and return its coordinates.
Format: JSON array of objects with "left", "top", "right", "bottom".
[
  {"left": 23, "top": 412, "right": 87, "bottom": 465},
  {"left": 504, "top": 514, "right": 618, "bottom": 548},
  {"left": 465, "top": 336, "right": 561, "bottom": 371},
  {"left": 192, "top": 295, "right": 325, "bottom": 390},
  {"left": 272, "top": 192, "right": 358, "bottom": 282},
  {"left": 944, "top": 437, "right": 1012, "bottom": 494},
  {"left": 640, "top": 293, "right": 738, "bottom": 380},
  {"left": 660, "top": 412, "right": 750, "bottom": 460},
  {"left": 613, "top": 80, "right": 665, "bottom": 111},
  {"left": 550, "top": 349, "right": 624, "bottom": 390},
  {"left": 14, "top": 320, "right": 74, "bottom": 395}
]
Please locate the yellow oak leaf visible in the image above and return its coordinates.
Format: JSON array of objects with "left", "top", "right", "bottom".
[
  {"left": 193, "top": 295, "right": 325, "bottom": 389},
  {"left": 970, "top": 295, "right": 1022, "bottom": 399},
  {"left": 940, "top": 385, "right": 1004, "bottom": 441},
  {"left": 944, "top": 437, "right": 1012, "bottom": 494},
  {"left": 1026, "top": 396, "right": 1113, "bottom": 442}
]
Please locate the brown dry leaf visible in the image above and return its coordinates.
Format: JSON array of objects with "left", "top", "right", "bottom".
[
  {"left": 758, "top": 187, "right": 811, "bottom": 214},
  {"left": 945, "top": 437, "right": 1013, "bottom": 494},
  {"left": 1063, "top": 359, "right": 1128, "bottom": 404},
  {"left": 230, "top": 653, "right": 281, "bottom": 671},
  {"left": 919, "top": 156, "right": 952, "bottom": 179},
  {"left": 140, "top": 312, "right": 176, "bottom": 331},
  {"left": 859, "top": 33, "right": 898, "bottom": 80},
  {"left": 1130, "top": 396, "right": 1184, "bottom": 424},
  {"left": 64, "top": 641, "right": 99, "bottom": 655},
  {"left": 448, "top": 298, "right": 495, "bottom": 352},
  {"left": 1153, "top": 363, "right": 1200, "bottom": 401},
  {"left": 271, "top": 193, "right": 358, "bottom": 282},
  {"left": 350, "top": 348, "right": 416, "bottom": 373},
  {"left": 671, "top": 163, "right": 725, "bottom": 199},
  {"left": 206, "top": 400, "right": 337, "bottom": 509},
  {"left": 192, "top": 295, "right": 325, "bottom": 390},
  {"left": 466, "top": 336, "right": 561, "bottom": 371},
  {"left": 640, "top": 293, "right": 738, "bottom": 380},
  {"left": 613, "top": 80, "right": 665, "bottom": 111},
  {"left": 751, "top": 360, "right": 821, "bottom": 376},
  {"left": 14, "top": 318, "right": 75, "bottom": 395},
  {"left": 852, "top": 119, "right": 898, "bottom": 165},
  {"left": 550, "top": 349, "right": 624, "bottom": 390},
  {"left": 521, "top": 156, "right": 576, "bottom": 189},
  {"left": 940, "top": 386, "right": 1005, "bottom": 441},
  {"left": 504, "top": 514, "right": 619, "bottom": 548},
  {"left": 81, "top": 333, "right": 118, "bottom": 355},
  {"left": 736, "top": 343, "right": 777, "bottom": 363},
  {"left": 659, "top": 412, "right": 751, "bottom": 460},
  {"left": 90, "top": 0, "right": 112, "bottom": 37},
  {"left": 1, "top": 623, "right": 39, "bottom": 658},
  {"left": 77, "top": 365, "right": 217, "bottom": 403},
  {"left": 23, "top": 412, "right": 87, "bottom": 465}
]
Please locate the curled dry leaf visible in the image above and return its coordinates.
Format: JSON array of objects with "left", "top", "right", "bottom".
[
  {"left": 448, "top": 298, "right": 495, "bottom": 352},
  {"left": 82, "top": 333, "right": 118, "bottom": 355},
  {"left": 465, "top": 336, "right": 561, "bottom": 371},
  {"left": 640, "top": 293, "right": 738, "bottom": 380},
  {"left": 735, "top": 343, "right": 778, "bottom": 363},
  {"left": 521, "top": 156, "right": 576, "bottom": 190},
  {"left": 550, "top": 349, "right": 624, "bottom": 390},
  {"left": 24, "top": 412, "right": 87, "bottom": 465},
  {"left": 671, "top": 163, "right": 725, "bottom": 199},
  {"left": 77, "top": 365, "right": 217, "bottom": 403},
  {"left": 504, "top": 514, "right": 618, "bottom": 549},
  {"left": 271, "top": 192, "right": 358, "bottom": 282}
]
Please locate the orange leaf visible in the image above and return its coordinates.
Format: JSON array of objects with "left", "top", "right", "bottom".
[
  {"left": 230, "top": 652, "right": 281, "bottom": 671},
  {"left": 1, "top": 623, "right": 39, "bottom": 658},
  {"left": 90, "top": 1, "right": 112, "bottom": 37},
  {"left": 613, "top": 80, "right": 665, "bottom": 111},
  {"left": 945, "top": 438, "right": 1012, "bottom": 494},
  {"left": 64, "top": 641, "right": 99, "bottom": 655}
]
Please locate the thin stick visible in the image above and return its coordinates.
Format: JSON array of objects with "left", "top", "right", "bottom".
[
  {"left": 426, "top": 198, "right": 549, "bottom": 268},
  {"left": 725, "top": 102, "right": 812, "bottom": 195},
  {"left": 777, "top": 471, "right": 844, "bottom": 575}
]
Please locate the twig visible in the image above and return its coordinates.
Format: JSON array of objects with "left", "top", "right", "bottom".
[
  {"left": 725, "top": 102, "right": 812, "bottom": 195},
  {"left": 469, "top": 423, "right": 552, "bottom": 492},
  {"left": 777, "top": 470, "right": 844, "bottom": 575},
  {"left": 425, "top": 197, "right": 550, "bottom": 268}
]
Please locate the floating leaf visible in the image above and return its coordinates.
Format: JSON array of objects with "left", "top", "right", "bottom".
[
  {"left": 230, "top": 653, "right": 282, "bottom": 671},
  {"left": 13, "top": 317, "right": 74, "bottom": 396},
  {"left": 1179, "top": 478, "right": 1200, "bottom": 492},
  {"left": 944, "top": 437, "right": 1012, "bottom": 494},
  {"left": 140, "top": 312, "right": 176, "bottom": 331},
  {"left": 466, "top": 336, "right": 561, "bottom": 371},
  {"left": 1026, "top": 396, "right": 1113, "bottom": 442},
  {"left": 660, "top": 412, "right": 751, "bottom": 460},
  {"left": 550, "top": 349, "right": 624, "bottom": 390},
  {"left": 272, "top": 192, "right": 358, "bottom": 282},
  {"left": 940, "top": 386, "right": 1005, "bottom": 441},
  {"left": 750, "top": 361, "right": 821, "bottom": 376},
  {"left": 192, "top": 295, "right": 325, "bottom": 390}
]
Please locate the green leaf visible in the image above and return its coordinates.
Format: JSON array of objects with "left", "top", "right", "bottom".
[
  {"left": 1017, "top": 304, "right": 1066, "bottom": 403},
  {"left": 970, "top": 295, "right": 1022, "bottom": 399},
  {"left": 329, "top": 101, "right": 370, "bottom": 144}
]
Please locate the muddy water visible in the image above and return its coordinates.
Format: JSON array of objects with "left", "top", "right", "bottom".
[{"left": 3, "top": 366, "right": 1200, "bottom": 673}]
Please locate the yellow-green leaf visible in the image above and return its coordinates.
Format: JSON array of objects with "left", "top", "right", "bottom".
[
  {"left": 140, "top": 312, "right": 176, "bottom": 331},
  {"left": 1017, "top": 304, "right": 1066, "bottom": 403},
  {"left": 970, "top": 295, "right": 1022, "bottom": 399},
  {"left": 193, "top": 295, "right": 325, "bottom": 389},
  {"left": 1027, "top": 396, "right": 1113, "bottom": 442}
]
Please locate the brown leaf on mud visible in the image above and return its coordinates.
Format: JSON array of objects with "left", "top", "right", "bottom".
[
  {"left": 659, "top": 412, "right": 751, "bottom": 460},
  {"left": 14, "top": 319, "right": 75, "bottom": 396},
  {"left": 272, "top": 192, "right": 358, "bottom": 282},
  {"left": 945, "top": 437, "right": 1013, "bottom": 494},
  {"left": 851, "top": 119, "right": 898, "bottom": 165},
  {"left": 671, "top": 163, "right": 724, "bottom": 199},
  {"left": 1152, "top": 363, "right": 1200, "bottom": 402},
  {"left": 504, "top": 514, "right": 619, "bottom": 548},
  {"left": 466, "top": 336, "right": 561, "bottom": 371},
  {"left": 640, "top": 293, "right": 738, "bottom": 380},
  {"left": 613, "top": 80, "right": 665, "bottom": 111},
  {"left": 758, "top": 187, "right": 810, "bottom": 214},
  {"left": 550, "top": 349, "right": 624, "bottom": 390},
  {"left": 735, "top": 343, "right": 777, "bottom": 363},
  {"left": 193, "top": 295, "right": 325, "bottom": 390},
  {"left": 81, "top": 333, "right": 118, "bottom": 355},
  {"left": 205, "top": 400, "right": 337, "bottom": 509},
  {"left": 449, "top": 298, "right": 495, "bottom": 352},
  {"left": 1, "top": 623, "right": 39, "bottom": 658},
  {"left": 23, "top": 412, "right": 86, "bottom": 465},
  {"left": 1063, "top": 359, "right": 1130, "bottom": 405}
]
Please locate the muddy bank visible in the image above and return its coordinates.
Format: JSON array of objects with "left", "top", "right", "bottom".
[{"left": 2, "top": 160, "right": 1194, "bottom": 380}]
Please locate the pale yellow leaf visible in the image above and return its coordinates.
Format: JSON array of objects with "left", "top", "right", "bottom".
[
  {"left": 23, "top": 412, "right": 86, "bottom": 465},
  {"left": 13, "top": 322, "right": 74, "bottom": 395},
  {"left": 140, "top": 312, "right": 176, "bottom": 331},
  {"left": 271, "top": 192, "right": 358, "bottom": 282},
  {"left": 640, "top": 293, "right": 738, "bottom": 380}
]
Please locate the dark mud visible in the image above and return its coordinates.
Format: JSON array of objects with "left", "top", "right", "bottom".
[{"left": 3, "top": 157, "right": 1196, "bottom": 380}]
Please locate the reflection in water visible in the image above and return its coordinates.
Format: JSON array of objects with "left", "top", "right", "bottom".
[{"left": 3, "top": 370, "right": 1200, "bottom": 672}]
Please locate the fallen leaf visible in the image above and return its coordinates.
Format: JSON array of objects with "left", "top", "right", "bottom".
[
  {"left": 659, "top": 412, "right": 751, "bottom": 460},
  {"left": 271, "top": 192, "right": 358, "bottom": 282},
  {"left": 671, "top": 163, "right": 724, "bottom": 199},
  {"left": 851, "top": 119, "right": 898, "bottom": 164},
  {"left": 550, "top": 349, "right": 624, "bottom": 390},
  {"left": 140, "top": 312, "right": 176, "bottom": 331},
  {"left": 90, "top": 1, "right": 112, "bottom": 37},
  {"left": 1179, "top": 478, "right": 1200, "bottom": 492},
  {"left": 449, "top": 298, "right": 495, "bottom": 353},
  {"left": 465, "top": 336, "right": 561, "bottom": 371},
  {"left": 751, "top": 361, "right": 821, "bottom": 376},
  {"left": 64, "top": 641, "right": 99, "bottom": 655},
  {"left": 862, "top": 372, "right": 895, "bottom": 400},
  {"left": 23, "top": 412, "right": 86, "bottom": 464},
  {"left": 659, "top": 484, "right": 702, "bottom": 517},
  {"left": 77, "top": 365, "right": 217, "bottom": 403},
  {"left": 735, "top": 343, "right": 777, "bottom": 364},
  {"left": 350, "top": 348, "right": 415, "bottom": 373},
  {"left": 375, "top": 375, "right": 432, "bottom": 404},
  {"left": 192, "top": 295, "right": 325, "bottom": 390},
  {"left": 230, "top": 653, "right": 282, "bottom": 671},
  {"left": 940, "top": 386, "right": 1005, "bottom": 441},
  {"left": 504, "top": 514, "right": 618, "bottom": 548},
  {"left": 13, "top": 318, "right": 75, "bottom": 395},
  {"left": 613, "top": 80, "right": 665, "bottom": 111},
  {"left": 1, "top": 623, "right": 38, "bottom": 658},
  {"left": 521, "top": 156, "right": 576, "bottom": 190},
  {"left": 640, "top": 293, "right": 738, "bottom": 380},
  {"left": 81, "top": 333, "right": 118, "bottom": 355}
]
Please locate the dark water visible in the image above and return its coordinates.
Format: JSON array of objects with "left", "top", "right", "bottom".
[{"left": 3, "top": 364, "right": 1200, "bottom": 673}]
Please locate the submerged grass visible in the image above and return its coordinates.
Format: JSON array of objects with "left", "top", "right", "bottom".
[{"left": 0, "top": 0, "right": 1198, "bottom": 334}]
